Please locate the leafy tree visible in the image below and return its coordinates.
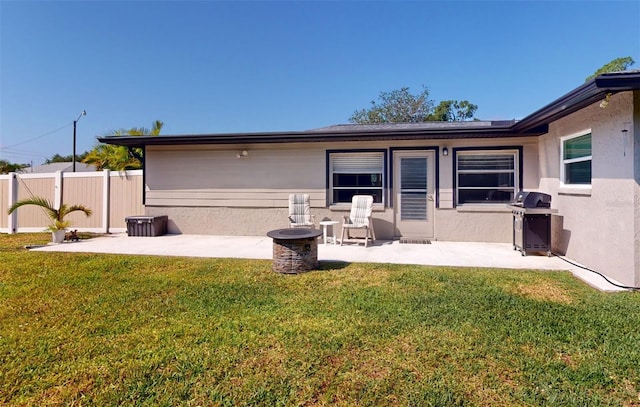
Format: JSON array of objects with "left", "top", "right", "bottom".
[
  {"left": 349, "top": 86, "right": 477, "bottom": 124},
  {"left": 45, "top": 152, "right": 88, "bottom": 164},
  {"left": 586, "top": 56, "right": 635, "bottom": 82},
  {"left": 0, "top": 160, "right": 27, "bottom": 174},
  {"left": 427, "top": 100, "right": 478, "bottom": 122},
  {"left": 83, "top": 120, "right": 163, "bottom": 171},
  {"left": 45, "top": 153, "right": 72, "bottom": 163},
  {"left": 350, "top": 87, "right": 434, "bottom": 124}
]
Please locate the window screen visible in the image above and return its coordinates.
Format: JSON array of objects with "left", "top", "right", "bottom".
[
  {"left": 330, "top": 153, "right": 384, "bottom": 204},
  {"left": 562, "top": 133, "right": 592, "bottom": 185},
  {"left": 456, "top": 151, "right": 517, "bottom": 204}
]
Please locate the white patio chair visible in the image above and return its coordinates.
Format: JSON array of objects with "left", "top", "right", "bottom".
[
  {"left": 340, "top": 195, "right": 376, "bottom": 247},
  {"left": 288, "top": 194, "right": 316, "bottom": 228}
]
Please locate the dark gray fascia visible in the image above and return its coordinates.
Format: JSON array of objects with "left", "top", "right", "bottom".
[
  {"left": 97, "top": 121, "right": 536, "bottom": 147},
  {"left": 514, "top": 70, "right": 640, "bottom": 133}
]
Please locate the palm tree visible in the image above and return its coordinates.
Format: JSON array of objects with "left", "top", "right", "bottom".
[
  {"left": 0, "top": 160, "right": 26, "bottom": 174},
  {"left": 83, "top": 144, "right": 142, "bottom": 171},
  {"left": 126, "top": 120, "right": 164, "bottom": 136},
  {"left": 83, "top": 120, "right": 164, "bottom": 171},
  {"left": 8, "top": 196, "right": 92, "bottom": 232}
]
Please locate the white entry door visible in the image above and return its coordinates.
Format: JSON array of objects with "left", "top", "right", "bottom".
[{"left": 393, "top": 150, "right": 435, "bottom": 239}]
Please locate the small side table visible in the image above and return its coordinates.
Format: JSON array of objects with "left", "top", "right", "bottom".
[{"left": 319, "top": 220, "right": 340, "bottom": 245}]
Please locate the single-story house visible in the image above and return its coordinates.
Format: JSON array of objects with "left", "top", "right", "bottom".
[
  {"left": 21, "top": 162, "right": 95, "bottom": 173},
  {"left": 100, "top": 70, "right": 640, "bottom": 287}
]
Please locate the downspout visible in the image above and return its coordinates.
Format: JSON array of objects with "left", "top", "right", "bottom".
[{"left": 141, "top": 146, "right": 146, "bottom": 206}]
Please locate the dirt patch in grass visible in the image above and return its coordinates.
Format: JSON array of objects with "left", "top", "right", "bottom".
[
  {"left": 322, "top": 266, "right": 392, "bottom": 289},
  {"left": 36, "top": 376, "right": 96, "bottom": 405},
  {"left": 557, "top": 351, "right": 577, "bottom": 368},
  {"left": 622, "top": 378, "right": 640, "bottom": 406},
  {"left": 510, "top": 281, "right": 573, "bottom": 304},
  {"left": 236, "top": 342, "right": 289, "bottom": 379}
]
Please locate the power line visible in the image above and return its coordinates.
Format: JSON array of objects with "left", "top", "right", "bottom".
[
  {"left": 0, "top": 122, "right": 73, "bottom": 151},
  {"left": 0, "top": 151, "right": 48, "bottom": 162},
  {"left": 1, "top": 146, "right": 50, "bottom": 156},
  {"left": 0, "top": 146, "right": 49, "bottom": 162}
]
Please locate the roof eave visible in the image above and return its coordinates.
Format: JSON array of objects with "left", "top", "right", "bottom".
[
  {"left": 97, "top": 124, "right": 542, "bottom": 148},
  {"left": 595, "top": 70, "right": 640, "bottom": 90},
  {"left": 514, "top": 71, "right": 640, "bottom": 133}
]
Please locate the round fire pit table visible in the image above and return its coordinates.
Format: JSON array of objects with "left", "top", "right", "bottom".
[{"left": 267, "top": 228, "right": 322, "bottom": 274}]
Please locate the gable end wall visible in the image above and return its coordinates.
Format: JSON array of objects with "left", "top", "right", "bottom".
[{"left": 539, "top": 91, "right": 638, "bottom": 286}]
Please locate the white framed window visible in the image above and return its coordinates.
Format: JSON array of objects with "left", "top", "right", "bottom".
[
  {"left": 329, "top": 151, "right": 384, "bottom": 205},
  {"left": 456, "top": 149, "right": 519, "bottom": 205},
  {"left": 561, "top": 131, "right": 592, "bottom": 186}
]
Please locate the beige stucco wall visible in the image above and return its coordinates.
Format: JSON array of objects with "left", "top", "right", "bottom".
[
  {"left": 434, "top": 208, "right": 512, "bottom": 243},
  {"left": 146, "top": 205, "right": 394, "bottom": 239},
  {"left": 538, "top": 91, "right": 638, "bottom": 286},
  {"left": 145, "top": 145, "right": 327, "bottom": 208},
  {"left": 635, "top": 91, "right": 640, "bottom": 288},
  {"left": 145, "top": 137, "right": 539, "bottom": 242}
]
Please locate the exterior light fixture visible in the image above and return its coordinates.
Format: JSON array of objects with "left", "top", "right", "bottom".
[
  {"left": 73, "top": 110, "right": 87, "bottom": 172},
  {"left": 237, "top": 150, "right": 249, "bottom": 159},
  {"left": 442, "top": 147, "right": 449, "bottom": 156}
]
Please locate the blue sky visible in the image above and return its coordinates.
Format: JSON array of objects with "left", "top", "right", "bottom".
[{"left": 1, "top": 0, "right": 638, "bottom": 165}]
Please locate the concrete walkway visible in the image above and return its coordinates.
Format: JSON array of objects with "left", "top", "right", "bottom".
[{"left": 31, "top": 233, "right": 627, "bottom": 292}]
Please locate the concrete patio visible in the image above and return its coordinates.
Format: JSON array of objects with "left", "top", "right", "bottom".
[{"left": 30, "top": 233, "right": 627, "bottom": 292}]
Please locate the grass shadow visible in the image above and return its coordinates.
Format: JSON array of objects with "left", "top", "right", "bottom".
[{"left": 316, "top": 260, "right": 351, "bottom": 271}]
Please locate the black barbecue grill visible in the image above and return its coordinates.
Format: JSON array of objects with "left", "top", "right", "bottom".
[
  {"left": 508, "top": 192, "right": 556, "bottom": 256},
  {"left": 513, "top": 191, "right": 551, "bottom": 208}
]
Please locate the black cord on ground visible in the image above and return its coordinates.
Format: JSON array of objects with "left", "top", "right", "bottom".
[{"left": 552, "top": 253, "right": 640, "bottom": 291}]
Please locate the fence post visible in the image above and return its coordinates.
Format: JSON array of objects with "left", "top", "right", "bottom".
[
  {"left": 7, "top": 172, "right": 17, "bottom": 234},
  {"left": 54, "top": 171, "right": 63, "bottom": 209},
  {"left": 102, "top": 169, "right": 110, "bottom": 233}
]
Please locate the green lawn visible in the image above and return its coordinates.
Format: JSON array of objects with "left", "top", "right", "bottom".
[{"left": 1, "top": 233, "right": 639, "bottom": 406}]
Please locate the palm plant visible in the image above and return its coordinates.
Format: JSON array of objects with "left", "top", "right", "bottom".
[
  {"left": 0, "top": 160, "right": 26, "bottom": 174},
  {"left": 83, "top": 120, "right": 163, "bottom": 171},
  {"left": 83, "top": 144, "right": 142, "bottom": 171},
  {"left": 8, "top": 196, "right": 92, "bottom": 232}
]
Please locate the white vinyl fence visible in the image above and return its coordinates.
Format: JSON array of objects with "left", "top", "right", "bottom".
[{"left": 0, "top": 170, "right": 144, "bottom": 234}]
